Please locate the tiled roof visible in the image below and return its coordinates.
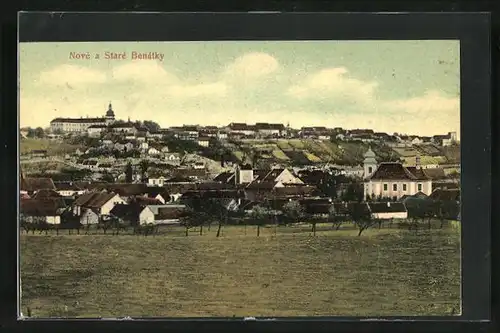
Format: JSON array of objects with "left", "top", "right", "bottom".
[
  {"left": 213, "top": 171, "right": 235, "bottom": 183},
  {"left": 110, "top": 204, "right": 144, "bottom": 221},
  {"left": 54, "top": 182, "right": 83, "bottom": 191},
  {"left": 32, "top": 189, "right": 62, "bottom": 199},
  {"left": 421, "top": 168, "right": 446, "bottom": 180},
  {"left": 368, "top": 202, "right": 407, "bottom": 213},
  {"left": 429, "top": 189, "right": 460, "bottom": 201},
  {"left": 51, "top": 117, "right": 106, "bottom": 123},
  {"left": 405, "top": 167, "right": 432, "bottom": 180},
  {"left": 155, "top": 206, "right": 187, "bottom": 220},
  {"left": 255, "top": 123, "right": 285, "bottom": 130},
  {"left": 96, "top": 184, "right": 148, "bottom": 196},
  {"left": 20, "top": 198, "right": 66, "bottom": 216},
  {"left": 369, "top": 163, "right": 430, "bottom": 181},
  {"left": 20, "top": 177, "right": 56, "bottom": 192},
  {"left": 298, "top": 170, "right": 329, "bottom": 184},
  {"left": 273, "top": 185, "right": 317, "bottom": 197},
  {"left": 73, "top": 191, "right": 118, "bottom": 208},
  {"left": 130, "top": 196, "right": 163, "bottom": 206}
]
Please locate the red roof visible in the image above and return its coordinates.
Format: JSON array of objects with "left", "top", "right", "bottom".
[
  {"left": 73, "top": 191, "right": 119, "bottom": 208},
  {"left": 20, "top": 198, "right": 66, "bottom": 216},
  {"left": 369, "top": 163, "right": 430, "bottom": 181}
]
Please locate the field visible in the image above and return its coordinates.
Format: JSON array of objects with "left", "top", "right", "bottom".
[
  {"left": 20, "top": 222, "right": 461, "bottom": 318},
  {"left": 20, "top": 138, "right": 83, "bottom": 156}
]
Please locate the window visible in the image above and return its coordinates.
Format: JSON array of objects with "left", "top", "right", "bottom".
[
  {"left": 418, "top": 183, "right": 422, "bottom": 191},
  {"left": 393, "top": 184, "right": 397, "bottom": 191},
  {"left": 403, "top": 184, "right": 407, "bottom": 191},
  {"left": 368, "top": 166, "right": 373, "bottom": 174},
  {"left": 383, "top": 184, "right": 388, "bottom": 191}
]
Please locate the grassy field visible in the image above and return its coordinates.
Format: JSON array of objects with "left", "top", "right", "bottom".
[
  {"left": 20, "top": 138, "right": 83, "bottom": 156},
  {"left": 20, "top": 222, "right": 461, "bottom": 318}
]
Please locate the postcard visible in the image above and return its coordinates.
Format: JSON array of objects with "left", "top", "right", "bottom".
[{"left": 19, "top": 39, "right": 461, "bottom": 318}]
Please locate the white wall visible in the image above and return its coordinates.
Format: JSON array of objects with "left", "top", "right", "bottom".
[
  {"left": 101, "top": 195, "right": 127, "bottom": 215},
  {"left": 237, "top": 169, "right": 254, "bottom": 184},
  {"left": 80, "top": 210, "right": 99, "bottom": 225},
  {"left": 276, "top": 169, "right": 303, "bottom": 184},
  {"left": 372, "top": 212, "right": 408, "bottom": 220},
  {"left": 139, "top": 207, "right": 155, "bottom": 225},
  {"left": 46, "top": 216, "right": 61, "bottom": 224},
  {"left": 366, "top": 180, "right": 433, "bottom": 199}
]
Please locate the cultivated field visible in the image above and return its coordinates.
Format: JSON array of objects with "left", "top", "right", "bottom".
[{"left": 20, "top": 222, "right": 461, "bottom": 318}]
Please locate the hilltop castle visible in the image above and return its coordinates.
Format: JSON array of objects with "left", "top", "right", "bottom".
[{"left": 50, "top": 103, "right": 116, "bottom": 133}]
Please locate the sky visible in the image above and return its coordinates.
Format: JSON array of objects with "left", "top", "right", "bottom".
[{"left": 19, "top": 40, "right": 460, "bottom": 137}]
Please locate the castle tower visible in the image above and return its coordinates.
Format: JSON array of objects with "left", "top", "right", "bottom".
[
  {"left": 105, "top": 102, "right": 116, "bottom": 125},
  {"left": 363, "top": 147, "right": 378, "bottom": 179}
]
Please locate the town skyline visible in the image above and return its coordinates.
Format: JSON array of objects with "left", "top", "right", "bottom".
[{"left": 20, "top": 40, "right": 460, "bottom": 137}]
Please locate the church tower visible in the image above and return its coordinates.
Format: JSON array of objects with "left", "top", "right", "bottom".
[
  {"left": 105, "top": 102, "right": 116, "bottom": 125},
  {"left": 363, "top": 147, "right": 378, "bottom": 179}
]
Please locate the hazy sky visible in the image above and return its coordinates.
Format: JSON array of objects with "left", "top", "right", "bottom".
[{"left": 19, "top": 41, "right": 460, "bottom": 137}]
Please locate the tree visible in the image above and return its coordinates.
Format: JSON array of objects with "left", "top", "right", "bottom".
[
  {"left": 249, "top": 205, "right": 271, "bottom": 237},
  {"left": 348, "top": 202, "right": 377, "bottom": 236},
  {"left": 282, "top": 200, "right": 305, "bottom": 226},
  {"left": 341, "top": 182, "right": 364, "bottom": 202},
  {"left": 328, "top": 204, "right": 343, "bottom": 230},
  {"left": 34, "top": 127, "right": 45, "bottom": 138},
  {"left": 125, "top": 162, "right": 133, "bottom": 183},
  {"left": 317, "top": 173, "right": 338, "bottom": 199},
  {"left": 139, "top": 159, "right": 150, "bottom": 180},
  {"left": 143, "top": 120, "right": 161, "bottom": 132}
]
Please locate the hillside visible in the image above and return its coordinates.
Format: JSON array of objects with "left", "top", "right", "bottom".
[{"left": 20, "top": 138, "right": 84, "bottom": 156}]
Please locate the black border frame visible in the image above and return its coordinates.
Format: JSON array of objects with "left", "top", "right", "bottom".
[{"left": 1, "top": 10, "right": 493, "bottom": 333}]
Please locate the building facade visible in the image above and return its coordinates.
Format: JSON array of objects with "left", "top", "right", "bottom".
[
  {"left": 50, "top": 103, "right": 116, "bottom": 133},
  {"left": 363, "top": 148, "right": 433, "bottom": 200}
]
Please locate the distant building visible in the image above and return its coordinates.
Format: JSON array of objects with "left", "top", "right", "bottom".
[
  {"left": 363, "top": 149, "right": 433, "bottom": 200},
  {"left": 50, "top": 102, "right": 116, "bottom": 133}
]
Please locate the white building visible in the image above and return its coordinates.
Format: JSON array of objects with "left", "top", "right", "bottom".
[
  {"left": 363, "top": 148, "right": 433, "bottom": 200},
  {"left": 87, "top": 125, "right": 107, "bottom": 137},
  {"left": 50, "top": 103, "right": 116, "bottom": 133}
]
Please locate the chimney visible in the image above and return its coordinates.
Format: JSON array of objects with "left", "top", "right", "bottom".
[
  {"left": 387, "top": 202, "right": 391, "bottom": 207},
  {"left": 415, "top": 155, "right": 421, "bottom": 169}
]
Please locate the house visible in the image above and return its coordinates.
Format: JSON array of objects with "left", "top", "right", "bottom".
[
  {"left": 301, "top": 198, "right": 333, "bottom": 218},
  {"left": 161, "top": 146, "right": 170, "bottom": 153},
  {"left": 87, "top": 125, "right": 107, "bottom": 137},
  {"left": 147, "top": 147, "right": 161, "bottom": 155},
  {"left": 139, "top": 142, "right": 149, "bottom": 150},
  {"left": 80, "top": 208, "right": 100, "bottom": 225},
  {"left": 153, "top": 205, "right": 187, "bottom": 224},
  {"left": 368, "top": 202, "right": 408, "bottom": 219},
  {"left": 165, "top": 153, "right": 181, "bottom": 165},
  {"left": 20, "top": 176, "right": 56, "bottom": 195},
  {"left": 177, "top": 126, "right": 199, "bottom": 141},
  {"left": 110, "top": 122, "right": 138, "bottom": 134},
  {"left": 363, "top": 148, "right": 433, "bottom": 200},
  {"left": 432, "top": 132, "right": 458, "bottom": 146},
  {"left": 129, "top": 196, "right": 163, "bottom": 206},
  {"left": 54, "top": 182, "right": 85, "bottom": 197},
  {"left": 197, "top": 137, "right": 210, "bottom": 147},
  {"left": 227, "top": 123, "right": 256, "bottom": 136},
  {"left": 255, "top": 123, "right": 286, "bottom": 137},
  {"left": 110, "top": 203, "right": 155, "bottom": 225},
  {"left": 217, "top": 131, "right": 228, "bottom": 140},
  {"left": 429, "top": 188, "right": 460, "bottom": 202},
  {"left": 193, "top": 162, "right": 205, "bottom": 170},
  {"left": 143, "top": 187, "right": 170, "bottom": 204},
  {"left": 148, "top": 176, "right": 167, "bottom": 187},
  {"left": 72, "top": 191, "right": 126, "bottom": 216},
  {"left": 20, "top": 198, "right": 67, "bottom": 224}
]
